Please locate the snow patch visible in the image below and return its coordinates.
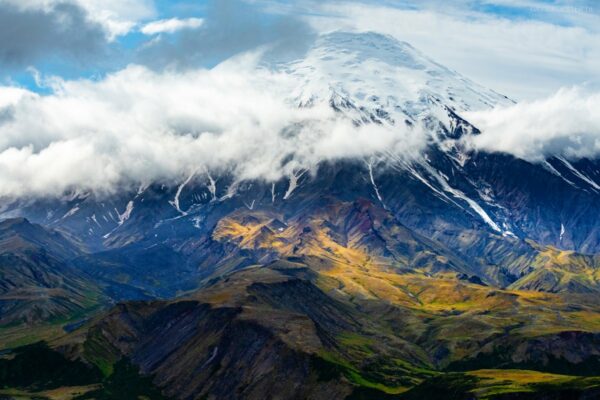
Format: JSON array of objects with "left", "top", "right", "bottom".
[
  {"left": 61, "top": 206, "right": 79, "bottom": 219},
  {"left": 170, "top": 171, "right": 195, "bottom": 215},
  {"left": 103, "top": 200, "right": 134, "bottom": 239},
  {"left": 137, "top": 184, "right": 149, "bottom": 196},
  {"left": 271, "top": 183, "right": 276, "bottom": 204},
  {"left": 91, "top": 214, "right": 102, "bottom": 228},
  {"left": 367, "top": 160, "right": 386, "bottom": 209},
  {"left": 283, "top": 169, "right": 307, "bottom": 200},
  {"left": 421, "top": 161, "right": 503, "bottom": 232},
  {"left": 219, "top": 180, "right": 239, "bottom": 201},
  {"left": 205, "top": 170, "right": 217, "bottom": 202},
  {"left": 192, "top": 215, "right": 204, "bottom": 229},
  {"left": 117, "top": 201, "right": 134, "bottom": 226},
  {"left": 200, "top": 347, "right": 219, "bottom": 370},
  {"left": 542, "top": 160, "right": 578, "bottom": 188},
  {"left": 557, "top": 157, "right": 600, "bottom": 192}
]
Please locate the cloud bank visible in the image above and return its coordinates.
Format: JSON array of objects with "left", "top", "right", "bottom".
[
  {"left": 1, "top": 41, "right": 599, "bottom": 199},
  {"left": 465, "top": 87, "right": 600, "bottom": 161},
  {"left": 0, "top": 53, "right": 422, "bottom": 198},
  {"left": 0, "top": 0, "right": 599, "bottom": 200}
]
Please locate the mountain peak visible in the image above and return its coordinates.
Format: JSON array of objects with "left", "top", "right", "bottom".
[
  {"left": 312, "top": 31, "right": 428, "bottom": 70},
  {"left": 0, "top": 217, "right": 35, "bottom": 236},
  {"left": 282, "top": 31, "right": 513, "bottom": 131}
]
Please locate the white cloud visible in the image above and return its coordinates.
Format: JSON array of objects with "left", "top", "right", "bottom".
[
  {"left": 1, "top": 1, "right": 597, "bottom": 198},
  {"left": 0, "top": 53, "right": 422, "bottom": 198},
  {"left": 464, "top": 87, "right": 600, "bottom": 161},
  {"left": 141, "top": 17, "right": 204, "bottom": 35},
  {"left": 76, "top": 0, "right": 156, "bottom": 37},
  {"left": 0, "top": 87, "right": 36, "bottom": 108}
]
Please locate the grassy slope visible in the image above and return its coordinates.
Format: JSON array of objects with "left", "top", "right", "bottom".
[
  {"left": 198, "top": 208, "right": 600, "bottom": 396},
  {"left": 3, "top": 205, "right": 600, "bottom": 398}
]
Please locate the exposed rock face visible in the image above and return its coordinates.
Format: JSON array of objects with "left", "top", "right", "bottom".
[
  {"left": 79, "top": 273, "right": 355, "bottom": 400},
  {"left": 448, "top": 331, "right": 600, "bottom": 376},
  {"left": 51, "top": 260, "right": 600, "bottom": 399},
  {"left": 0, "top": 218, "right": 104, "bottom": 325}
]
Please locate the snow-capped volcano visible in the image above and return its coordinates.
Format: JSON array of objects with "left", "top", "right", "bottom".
[
  {"left": 2, "top": 31, "right": 600, "bottom": 261},
  {"left": 281, "top": 31, "right": 513, "bottom": 132},
  {"left": 0, "top": 31, "right": 516, "bottom": 203}
]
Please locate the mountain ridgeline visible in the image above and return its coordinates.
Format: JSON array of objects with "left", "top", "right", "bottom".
[{"left": 1, "top": 32, "right": 600, "bottom": 399}]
